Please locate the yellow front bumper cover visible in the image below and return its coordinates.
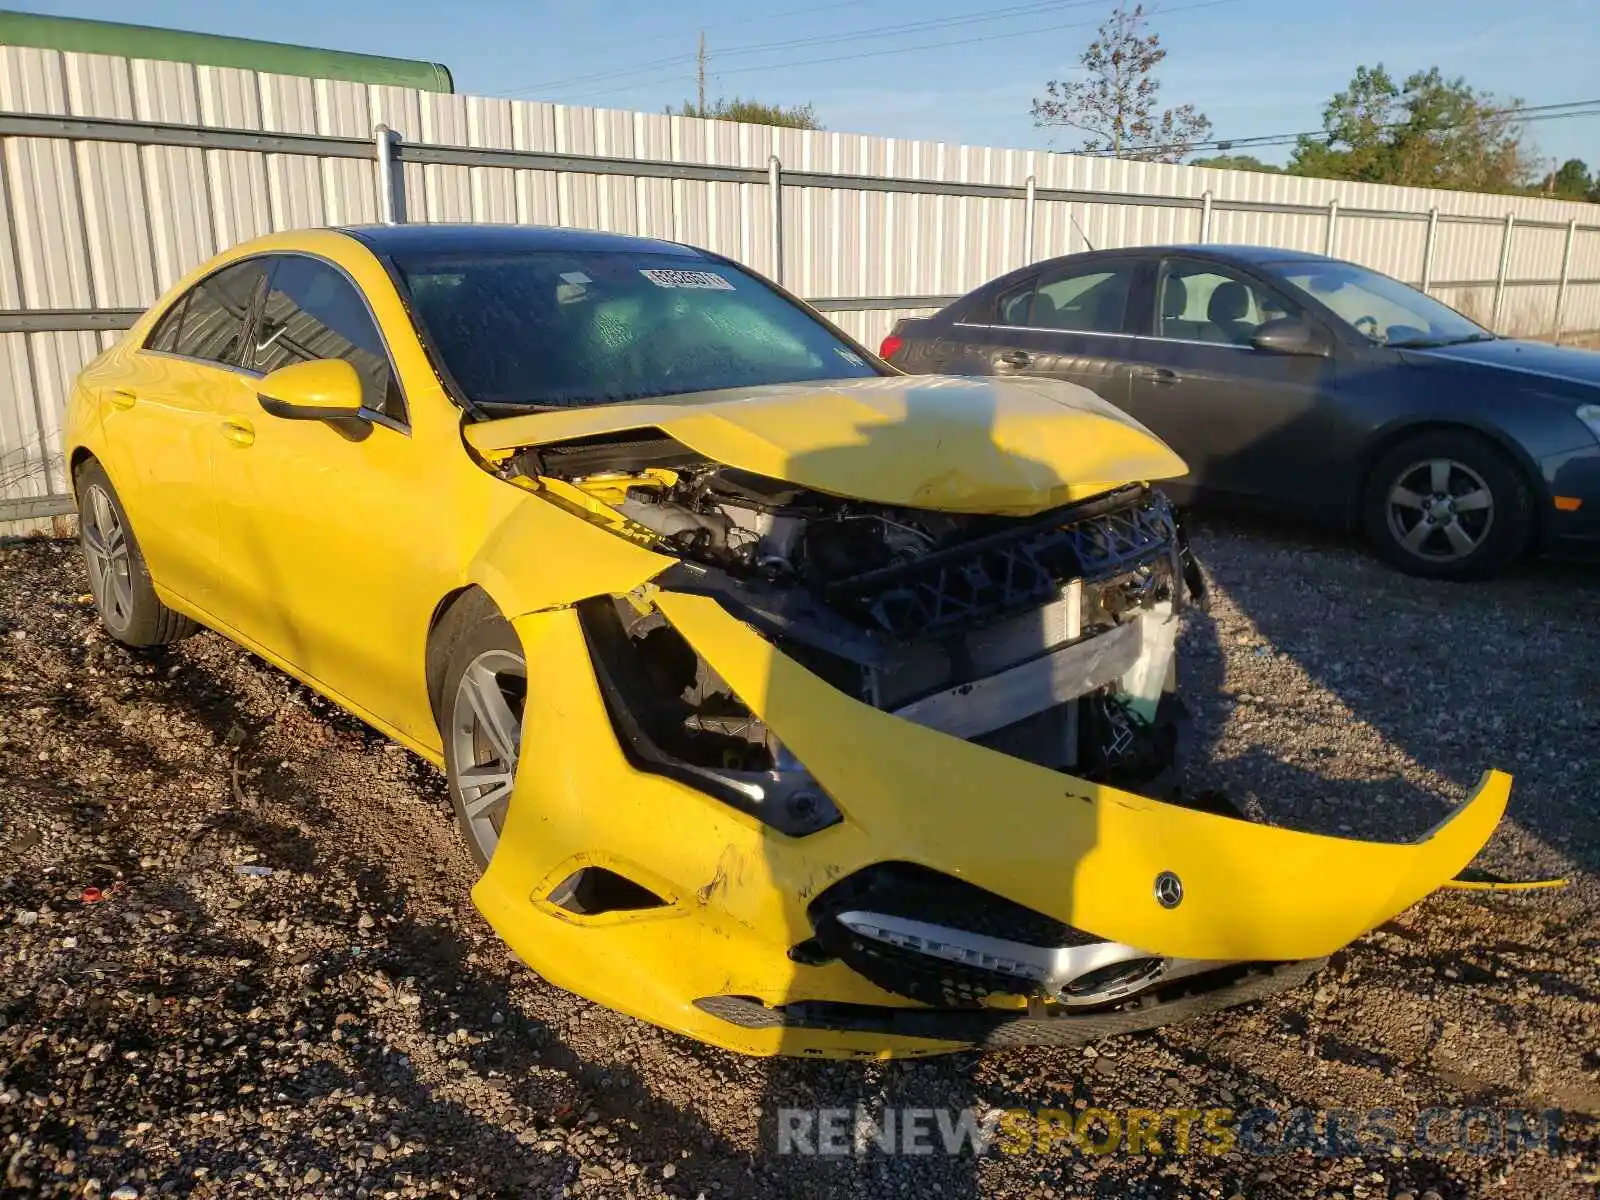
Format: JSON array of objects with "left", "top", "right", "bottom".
[{"left": 472, "top": 595, "right": 1510, "bottom": 1058}]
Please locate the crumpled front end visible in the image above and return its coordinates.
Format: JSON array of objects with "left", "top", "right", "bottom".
[{"left": 468, "top": 472, "right": 1511, "bottom": 1057}]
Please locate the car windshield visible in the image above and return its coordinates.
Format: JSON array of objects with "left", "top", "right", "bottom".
[
  {"left": 389, "top": 249, "right": 881, "bottom": 409},
  {"left": 1274, "top": 260, "right": 1492, "bottom": 348}
]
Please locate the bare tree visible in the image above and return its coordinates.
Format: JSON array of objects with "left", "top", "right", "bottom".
[{"left": 1030, "top": 2, "right": 1211, "bottom": 162}]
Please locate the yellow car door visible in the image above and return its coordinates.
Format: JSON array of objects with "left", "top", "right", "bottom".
[
  {"left": 92, "top": 260, "right": 268, "bottom": 610},
  {"left": 206, "top": 249, "right": 468, "bottom": 748}
]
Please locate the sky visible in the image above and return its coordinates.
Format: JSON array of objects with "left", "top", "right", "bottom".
[{"left": 17, "top": 0, "right": 1600, "bottom": 170}]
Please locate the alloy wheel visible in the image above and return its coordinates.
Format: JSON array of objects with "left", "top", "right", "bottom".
[
  {"left": 1384, "top": 458, "right": 1495, "bottom": 563},
  {"left": 448, "top": 648, "right": 527, "bottom": 863},
  {"left": 82, "top": 484, "right": 136, "bottom": 635}
]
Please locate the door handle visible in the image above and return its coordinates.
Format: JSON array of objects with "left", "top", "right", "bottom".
[
  {"left": 998, "top": 349, "right": 1032, "bottom": 367},
  {"left": 1135, "top": 366, "right": 1180, "bottom": 385},
  {"left": 107, "top": 388, "right": 137, "bottom": 410},
  {"left": 220, "top": 417, "right": 256, "bottom": 447}
]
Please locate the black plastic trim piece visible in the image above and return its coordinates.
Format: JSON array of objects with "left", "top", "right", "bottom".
[
  {"left": 653, "top": 561, "right": 891, "bottom": 668},
  {"left": 823, "top": 485, "right": 1176, "bottom": 639},
  {"left": 577, "top": 598, "right": 843, "bottom": 837}
]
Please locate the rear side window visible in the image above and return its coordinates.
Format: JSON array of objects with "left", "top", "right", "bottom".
[
  {"left": 1030, "top": 265, "right": 1135, "bottom": 333},
  {"left": 144, "top": 295, "right": 188, "bottom": 354},
  {"left": 251, "top": 256, "right": 404, "bottom": 422},
  {"left": 144, "top": 261, "right": 266, "bottom": 366},
  {"left": 994, "top": 280, "right": 1038, "bottom": 326}
]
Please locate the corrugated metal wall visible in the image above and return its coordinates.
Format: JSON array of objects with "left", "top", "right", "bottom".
[{"left": 4, "top": 43, "right": 1600, "bottom": 532}]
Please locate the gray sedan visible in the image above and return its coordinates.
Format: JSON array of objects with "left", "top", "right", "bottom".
[{"left": 880, "top": 245, "right": 1600, "bottom": 579}]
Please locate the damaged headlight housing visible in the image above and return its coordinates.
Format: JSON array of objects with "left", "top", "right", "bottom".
[{"left": 577, "top": 596, "right": 843, "bottom": 837}]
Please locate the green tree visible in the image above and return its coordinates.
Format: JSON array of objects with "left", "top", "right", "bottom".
[
  {"left": 1191, "top": 153, "right": 1282, "bottom": 173},
  {"left": 1289, "top": 65, "right": 1531, "bottom": 192},
  {"left": 1548, "top": 158, "right": 1593, "bottom": 199},
  {"left": 668, "top": 96, "right": 822, "bottom": 130},
  {"left": 1030, "top": 2, "right": 1211, "bottom": 162}
]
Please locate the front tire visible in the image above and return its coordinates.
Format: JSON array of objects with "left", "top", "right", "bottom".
[
  {"left": 74, "top": 459, "right": 196, "bottom": 647},
  {"left": 1361, "top": 431, "right": 1533, "bottom": 580},
  {"left": 438, "top": 606, "right": 527, "bottom": 871}
]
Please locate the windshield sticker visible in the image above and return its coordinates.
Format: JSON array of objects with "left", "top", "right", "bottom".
[
  {"left": 559, "top": 271, "right": 593, "bottom": 285},
  {"left": 834, "top": 348, "right": 865, "bottom": 366},
  {"left": 640, "top": 269, "right": 736, "bottom": 291}
]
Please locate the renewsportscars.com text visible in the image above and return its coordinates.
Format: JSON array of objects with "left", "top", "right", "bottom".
[{"left": 775, "top": 1105, "right": 1566, "bottom": 1159}]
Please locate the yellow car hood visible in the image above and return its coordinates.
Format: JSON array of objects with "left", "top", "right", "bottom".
[{"left": 463, "top": 375, "right": 1187, "bottom": 515}]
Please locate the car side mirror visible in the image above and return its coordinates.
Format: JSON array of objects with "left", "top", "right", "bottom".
[
  {"left": 1250, "top": 318, "right": 1328, "bottom": 357},
  {"left": 257, "top": 359, "right": 365, "bottom": 421}
]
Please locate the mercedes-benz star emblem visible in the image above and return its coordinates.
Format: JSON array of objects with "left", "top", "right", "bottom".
[{"left": 1153, "top": 871, "right": 1183, "bottom": 909}]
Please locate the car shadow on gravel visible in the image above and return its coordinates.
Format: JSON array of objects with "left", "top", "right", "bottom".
[
  {"left": 1146, "top": 1026, "right": 1503, "bottom": 1198},
  {"left": 1178, "top": 508, "right": 1600, "bottom": 879}
]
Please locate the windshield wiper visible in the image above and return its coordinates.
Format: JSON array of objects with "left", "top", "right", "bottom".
[{"left": 1388, "top": 332, "right": 1496, "bottom": 349}]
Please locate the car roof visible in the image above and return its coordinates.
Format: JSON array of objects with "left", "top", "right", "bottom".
[
  {"left": 1033, "top": 243, "right": 1338, "bottom": 268},
  {"left": 338, "top": 223, "right": 708, "bottom": 259},
  {"left": 1172, "top": 243, "right": 1336, "bottom": 266},
  {"left": 956, "top": 243, "right": 1343, "bottom": 304}
]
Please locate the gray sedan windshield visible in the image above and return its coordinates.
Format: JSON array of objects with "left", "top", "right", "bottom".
[{"left": 1276, "top": 261, "right": 1491, "bottom": 348}]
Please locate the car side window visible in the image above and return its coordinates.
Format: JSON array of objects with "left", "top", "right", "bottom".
[
  {"left": 144, "top": 261, "right": 267, "bottom": 366},
  {"left": 993, "top": 279, "right": 1037, "bottom": 326},
  {"left": 145, "top": 295, "right": 188, "bottom": 354},
  {"left": 1157, "top": 261, "right": 1293, "bottom": 346},
  {"left": 1028, "top": 264, "right": 1137, "bottom": 333},
  {"left": 252, "top": 256, "right": 405, "bottom": 423}
]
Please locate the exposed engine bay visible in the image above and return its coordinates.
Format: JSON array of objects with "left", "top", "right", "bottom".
[{"left": 509, "top": 428, "right": 1203, "bottom": 806}]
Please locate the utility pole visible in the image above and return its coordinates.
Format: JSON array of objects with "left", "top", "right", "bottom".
[{"left": 696, "top": 31, "right": 707, "bottom": 116}]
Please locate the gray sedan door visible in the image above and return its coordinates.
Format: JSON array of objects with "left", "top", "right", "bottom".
[
  {"left": 1121, "top": 257, "right": 1340, "bottom": 507},
  {"left": 940, "top": 258, "right": 1150, "bottom": 410}
]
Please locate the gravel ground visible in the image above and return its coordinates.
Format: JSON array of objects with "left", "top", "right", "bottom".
[{"left": 1, "top": 521, "right": 1597, "bottom": 1200}]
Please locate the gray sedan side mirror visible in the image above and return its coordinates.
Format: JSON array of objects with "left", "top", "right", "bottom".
[{"left": 1251, "top": 318, "right": 1329, "bottom": 357}]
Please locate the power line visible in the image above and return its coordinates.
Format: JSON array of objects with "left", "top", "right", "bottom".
[
  {"left": 511, "top": 0, "right": 1114, "bottom": 97},
  {"left": 1071, "top": 96, "right": 1600, "bottom": 159},
  {"left": 565, "top": 0, "right": 1245, "bottom": 104},
  {"left": 716, "top": 0, "right": 870, "bottom": 29},
  {"left": 497, "top": 0, "right": 873, "bottom": 97}
]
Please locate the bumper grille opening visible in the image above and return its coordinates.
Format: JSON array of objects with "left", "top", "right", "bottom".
[
  {"left": 808, "top": 862, "right": 1101, "bottom": 1009},
  {"left": 548, "top": 867, "right": 668, "bottom": 915},
  {"left": 1060, "top": 956, "right": 1164, "bottom": 1002}
]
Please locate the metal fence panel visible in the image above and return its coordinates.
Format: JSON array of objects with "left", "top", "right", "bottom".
[
  {"left": 5, "top": 43, "right": 1600, "bottom": 527},
  {"left": 0, "top": 332, "right": 44, "bottom": 502}
]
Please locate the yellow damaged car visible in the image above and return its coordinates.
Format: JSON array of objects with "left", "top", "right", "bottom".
[{"left": 64, "top": 225, "right": 1511, "bottom": 1058}]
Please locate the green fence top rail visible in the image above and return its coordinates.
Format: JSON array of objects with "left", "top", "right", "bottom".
[{"left": 0, "top": 9, "right": 454, "bottom": 93}]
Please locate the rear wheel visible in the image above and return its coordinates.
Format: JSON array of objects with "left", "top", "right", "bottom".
[
  {"left": 439, "top": 607, "right": 527, "bottom": 870},
  {"left": 1361, "top": 431, "right": 1532, "bottom": 580},
  {"left": 74, "top": 459, "right": 196, "bottom": 646}
]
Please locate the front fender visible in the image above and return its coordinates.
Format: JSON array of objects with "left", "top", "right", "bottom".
[{"left": 465, "top": 486, "right": 676, "bottom": 619}]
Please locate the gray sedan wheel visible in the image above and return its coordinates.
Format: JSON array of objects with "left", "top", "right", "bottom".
[
  {"left": 1362, "top": 431, "right": 1532, "bottom": 580},
  {"left": 1383, "top": 457, "right": 1496, "bottom": 564}
]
